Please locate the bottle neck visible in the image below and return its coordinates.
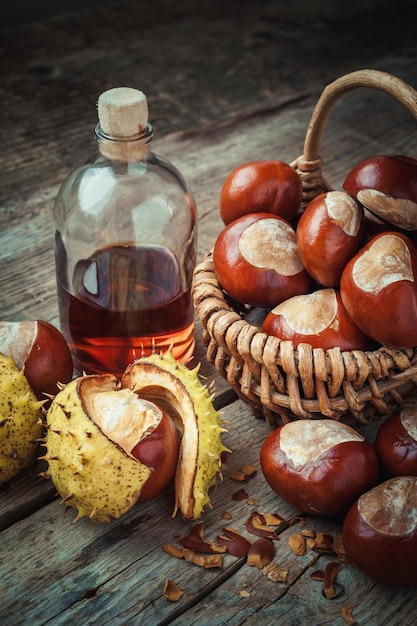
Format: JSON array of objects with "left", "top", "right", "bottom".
[{"left": 95, "top": 123, "right": 153, "bottom": 161}]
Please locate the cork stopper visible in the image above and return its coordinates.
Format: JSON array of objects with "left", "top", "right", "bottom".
[{"left": 97, "top": 87, "right": 149, "bottom": 138}]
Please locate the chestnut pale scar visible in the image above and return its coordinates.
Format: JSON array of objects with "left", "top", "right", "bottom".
[
  {"left": 270, "top": 289, "right": 338, "bottom": 335},
  {"left": 401, "top": 406, "right": 417, "bottom": 441},
  {"left": 280, "top": 421, "right": 364, "bottom": 469},
  {"left": 239, "top": 218, "right": 303, "bottom": 276},
  {"left": 357, "top": 477, "right": 417, "bottom": 535},
  {"left": 352, "top": 234, "right": 413, "bottom": 291},
  {"left": 326, "top": 191, "right": 361, "bottom": 236}
]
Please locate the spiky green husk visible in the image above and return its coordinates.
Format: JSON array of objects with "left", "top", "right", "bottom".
[
  {"left": 0, "top": 353, "right": 44, "bottom": 485},
  {"left": 44, "top": 377, "right": 152, "bottom": 523},
  {"left": 44, "top": 350, "right": 229, "bottom": 524},
  {"left": 122, "top": 350, "right": 230, "bottom": 520}
]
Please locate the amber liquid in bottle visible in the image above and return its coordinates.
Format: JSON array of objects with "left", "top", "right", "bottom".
[{"left": 56, "top": 241, "right": 195, "bottom": 376}]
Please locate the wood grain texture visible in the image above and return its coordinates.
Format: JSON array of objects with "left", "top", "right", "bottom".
[
  {"left": 1, "top": 1, "right": 417, "bottom": 624},
  {"left": 0, "top": 399, "right": 391, "bottom": 626}
]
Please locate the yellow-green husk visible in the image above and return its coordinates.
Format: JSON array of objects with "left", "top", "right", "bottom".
[
  {"left": 122, "top": 350, "right": 229, "bottom": 520},
  {"left": 44, "top": 350, "right": 229, "bottom": 523},
  {"left": 0, "top": 353, "right": 44, "bottom": 485},
  {"left": 44, "top": 376, "right": 152, "bottom": 523}
]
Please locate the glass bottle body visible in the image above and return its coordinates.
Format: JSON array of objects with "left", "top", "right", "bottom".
[{"left": 54, "top": 131, "right": 197, "bottom": 376}]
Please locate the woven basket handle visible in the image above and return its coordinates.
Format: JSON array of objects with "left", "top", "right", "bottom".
[{"left": 304, "top": 69, "right": 417, "bottom": 162}]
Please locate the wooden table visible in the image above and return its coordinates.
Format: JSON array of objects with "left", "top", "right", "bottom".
[{"left": 1, "top": 2, "right": 417, "bottom": 624}]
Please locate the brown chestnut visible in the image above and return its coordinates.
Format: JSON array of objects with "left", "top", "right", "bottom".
[
  {"left": 343, "top": 154, "right": 417, "bottom": 232},
  {"left": 213, "top": 213, "right": 312, "bottom": 308},
  {"left": 340, "top": 231, "right": 417, "bottom": 347},
  {"left": 374, "top": 405, "right": 417, "bottom": 477},
  {"left": 342, "top": 476, "right": 417, "bottom": 587},
  {"left": 296, "top": 191, "right": 365, "bottom": 287},
  {"left": 262, "top": 288, "right": 371, "bottom": 351},
  {"left": 260, "top": 419, "right": 379, "bottom": 517},
  {"left": 132, "top": 407, "right": 180, "bottom": 503},
  {"left": 0, "top": 320, "right": 73, "bottom": 398},
  {"left": 219, "top": 160, "right": 302, "bottom": 226}
]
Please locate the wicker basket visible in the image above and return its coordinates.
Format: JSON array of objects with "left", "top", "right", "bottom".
[{"left": 192, "top": 69, "right": 417, "bottom": 427}]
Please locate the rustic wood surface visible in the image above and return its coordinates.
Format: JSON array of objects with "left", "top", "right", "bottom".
[{"left": 1, "top": 1, "right": 417, "bottom": 624}]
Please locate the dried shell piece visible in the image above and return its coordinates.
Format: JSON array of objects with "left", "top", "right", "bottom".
[
  {"left": 238, "top": 589, "right": 251, "bottom": 597},
  {"left": 217, "top": 527, "right": 251, "bottom": 557},
  {"left": 263, "top": 512, "right": 285, "bottom": 526},
  {"left": 179, "top": 521, "right": 226, "bottom": 554},
  {"left": 229, "top": 464, "right": 257, "bottom": 481},
  {"left": 312, "top": 532, "right": 335, "bottom": 554},
  {"left": 183, "top": 549, "right": 223, "bottom": 569},
  {"left": 333, "top": 529, "right": 348, "bottom": 562},
  {"left": 341, "top": 604, "right": 357, "bottom": 625},
  {"left": 247, "top": 537, "right": 275, "bottom": 569},
  {"left": 232, "top": 488, "right": 249, "bottom": 501},
  {"left": 163, "top": 579, "right": 184, "bottom": 602},
  {"left": 323, "top": 561, "right": 342, "bottom": 599},
  {"left": 245, "top": 512, "right": 280, "bottom": 540},
  {"left": 310, "top": 561, "right": 342, "bottom": 599},
  {"left": 263, "top": 562, "right": 289, "bottom": 582},
  {"left": 288, "top": 533, "right": 306, "bottom": 556},
  {"left": 163, "top": 544, "right": 184, "bottom": 559},
  {"left": 306, "top": 537, "right": 317, "bottom": 550}
]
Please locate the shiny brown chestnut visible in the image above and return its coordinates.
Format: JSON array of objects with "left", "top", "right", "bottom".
[
  {"left": 213, "top": 212, "right": 312, "bottom": 308},
  {"left": 340, "top": 231, "right": 417, "bottom": 347},
  {"left": 296, "top": 191, "right": 365, "bottom": 287},
  {"left": 262, "top": 288, "right": 371, "bottom": 351},
  {"left": 132, "top": 407, "right": 180, "bottom": 503},
  {"left": 0, "top": 320, "right": 73, "bottom": 398},
  {"left": 343, "top": 154, "right": 417, "bottom": 232},
  {"left": 342, "top": 476, "right": 417, "bottom": 587},
  {"left": 219, "top": 160, "right": 302, "bottom": 226},
  {"left": 374, "top": 405, "right": 417, "bottom": 477},
  {"left": 260, "top": 419, "right": 379, "bottom": 517}
]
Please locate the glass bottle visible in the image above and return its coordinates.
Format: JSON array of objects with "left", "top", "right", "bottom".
[{"left": 53, "top": 87, "right": 197, "bottom": 377}]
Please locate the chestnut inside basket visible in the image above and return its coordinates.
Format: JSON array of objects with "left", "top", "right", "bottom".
[{"left": 192, "top": 69, "right": 417, "bottom": 426}]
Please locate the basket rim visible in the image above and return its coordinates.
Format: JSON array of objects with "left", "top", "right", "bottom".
[{"left": 192, "top": 250, "right": 417, "bottom": 424}]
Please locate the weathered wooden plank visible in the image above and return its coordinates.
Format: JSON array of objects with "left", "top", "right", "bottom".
[
  {"left": 267, "top": 559, "right": 417, "bottom": 626},
  {"left": 0, "top": 398, "right": 290, "bottom": 625},
  {"left": 169, "top": 418, "right": 410, "bottom": 626},
  {"left": 1, "top": 1, "right": 417, "bottom": 204},
  {"left": 1, "top": 3, "right": 417, "bottom": 624},
  {"left": 177, "top": 514, "right": 417, "bottom": 626},
  {"left": 2, "top": 84, "right": 417, "bottom": 324},
  {"left": 0, "top": 462, "right": 57, "bottom": 532},
  {"left": 0, "top": 392, "right": 406, "bottom": 626}
]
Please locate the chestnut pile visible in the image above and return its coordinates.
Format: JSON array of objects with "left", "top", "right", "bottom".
[
  {"left": 214, "top": 155, "right": 417, "bottom": 350},
  {"left": 215, "top": 156, "right": 417, "bottom": 588},
  {"left": 260, "top": 412, "right": 417, "bottom": 587}
]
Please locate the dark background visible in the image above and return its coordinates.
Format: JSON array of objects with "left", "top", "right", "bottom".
[
  {"left": 3, "top": 0, "right": 416, "bottom": 26},
  {"left": 2, "top": 0, "right": 416, "bottom": 201}
]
